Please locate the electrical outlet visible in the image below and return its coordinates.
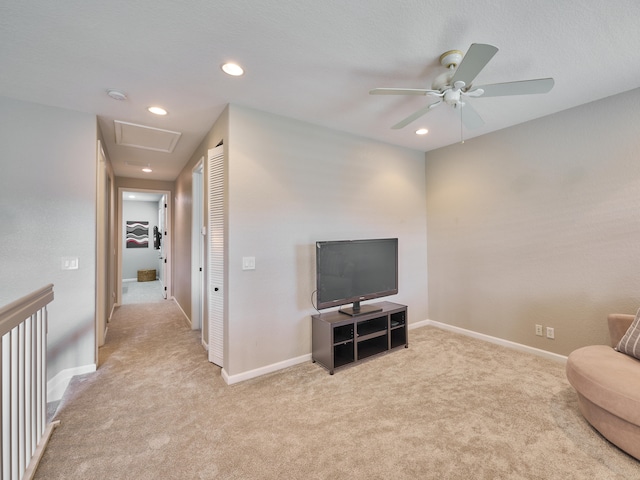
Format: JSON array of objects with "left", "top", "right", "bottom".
[
  {"left": 546, "top": 327, "right": 555, "bottom": 339},
  {"left": 535, "top": 324, "right": 543, "bottom": 336}
]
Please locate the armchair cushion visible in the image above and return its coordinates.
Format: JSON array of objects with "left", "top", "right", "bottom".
[{"left": 615, "top": 308, "right": 640, "bottom": 360}]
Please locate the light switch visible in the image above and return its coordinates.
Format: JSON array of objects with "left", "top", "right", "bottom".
[
  {"left": 242, "top": 256, "right": 255, "bottom": 270},
  {"left": 61, "top": 257, "right": 79, "bottom": 270}
]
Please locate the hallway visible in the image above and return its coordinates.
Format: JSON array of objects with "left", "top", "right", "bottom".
[{"left": 35, "top": 301, "right": 221, "bottom": 479}]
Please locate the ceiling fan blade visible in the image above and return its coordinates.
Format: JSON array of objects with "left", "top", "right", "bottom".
[
  {"left": 370, "top": 88, "right": 442, "bottom": 96},
  {"left": 451, "top": 43, "right": 498, "bottom": 87},
  {"left": 391, "top": 101, "right": 441, "bottom": 129},
  {"left": 460, "top": 101, "right": 484, "bottom": 130},
  {"left": 474, "top": 78, "right": 554, "bottom": 97}
]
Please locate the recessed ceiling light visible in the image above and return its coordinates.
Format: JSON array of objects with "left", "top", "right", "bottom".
[
  {"left": 221, "top": 62, "right": 244, "bottom": 76},
  {"left": 142, "top": 168, "right": 152, "bottom": 173},
  {"left": 148, "top": 106, "right": 167, "bottom": 115},
  {"left": 416, "top": 128, "right": 429, "bottom": 135}
]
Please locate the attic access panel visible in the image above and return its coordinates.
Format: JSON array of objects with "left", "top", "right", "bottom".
[{"left": 114, "top": 120, "right": 182, "bottom": 153}]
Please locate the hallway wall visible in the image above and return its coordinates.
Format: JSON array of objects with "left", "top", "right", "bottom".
[
  {"left": 0, "top": 96, "right": 97, "bottom": 381},
  {"left": 173, "top": 106, "right": 228, "bottom": 336}
]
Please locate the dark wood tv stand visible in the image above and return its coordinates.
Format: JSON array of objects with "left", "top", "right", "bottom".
[{"left": 311, "top": 301, "right": 408, "bottom": 374}]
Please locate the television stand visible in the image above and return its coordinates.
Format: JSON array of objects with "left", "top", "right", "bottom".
[{"left": 311, "top": 301, "right": 408, "bottom": 374}]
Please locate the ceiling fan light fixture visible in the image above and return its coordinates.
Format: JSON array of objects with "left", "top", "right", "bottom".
[
  {"left": 148, "top": 106, "right": 168, "bottom": 115},
  {"left": 415, "top": 128, "right": 429, "bottom": 135},
  {"left": 142, "top": 167, "right": 152, "bottom": 173},
  {"left": 221, "top": 62, "right": 244, "bottom": 76}
]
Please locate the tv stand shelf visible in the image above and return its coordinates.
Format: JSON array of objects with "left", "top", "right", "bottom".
[{"left": 311, "top": 302, "right": 408, "bottom": 374}]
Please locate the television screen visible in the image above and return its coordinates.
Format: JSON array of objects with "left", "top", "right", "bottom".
[{"left": 316, "top": 238, "right": 398, "bottom": 316}]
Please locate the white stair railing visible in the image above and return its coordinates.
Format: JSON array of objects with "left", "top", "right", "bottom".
[{"left": 1, "top": 284, "right": 58, "bottom": 480}]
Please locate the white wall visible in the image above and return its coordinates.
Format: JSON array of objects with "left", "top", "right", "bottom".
[
  {"left": 122, "top": 200, "right": 160, "bottom": 279},
  {"left": 224, "top": 105, "right": 428, "bottom": 376},
  {"left": 0, "top": 96, "right": 97, "bottom": 379},
  {"left": 425, "top": 87, "right": 640, "bottom": 356}
]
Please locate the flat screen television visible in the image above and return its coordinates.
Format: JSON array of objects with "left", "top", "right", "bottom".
[{"left": 315, "top": 238, "right": 398, "bottom": 316}]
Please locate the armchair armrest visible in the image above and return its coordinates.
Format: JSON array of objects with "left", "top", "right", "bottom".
[{"left": 607, "top": 313, "right": 634, "bottom": 347}]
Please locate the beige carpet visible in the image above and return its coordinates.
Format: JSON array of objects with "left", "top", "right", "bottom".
[{"left": 35, "top": 301, "right": 640, "bottom": 479}]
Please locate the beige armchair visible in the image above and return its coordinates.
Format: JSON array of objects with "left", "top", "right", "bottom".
[{"left": 566, "top": 314, "right": 640, "bottom": 460}]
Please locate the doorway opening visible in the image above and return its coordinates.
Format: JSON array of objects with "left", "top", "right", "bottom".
[{"left": 117, "top": 188, "right": 172, "bottom": 305}]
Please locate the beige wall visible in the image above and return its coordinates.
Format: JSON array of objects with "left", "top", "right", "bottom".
[
  {"left": 173, "top": 106, "right": 228, "bottom": 335},
  {"left": 224, "top": 105, "right": 428, "bottom": 376},
  {"left": 172, "top": 104, "right": 428, "bottom": 378},
  {"left": 425, "top": 87, "right": 640, "bottom": 356},
  {"left": 0, "top": 96, "right": 97, "bottom": 379}
]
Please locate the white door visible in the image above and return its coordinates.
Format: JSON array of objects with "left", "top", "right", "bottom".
[{"left": 208, "top": 146, "right": 225, "bottom": 367}]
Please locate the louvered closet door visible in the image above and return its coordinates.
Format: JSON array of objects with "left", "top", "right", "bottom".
[{"left": 208, "top": 146, "right": 225, "bottom": 367}]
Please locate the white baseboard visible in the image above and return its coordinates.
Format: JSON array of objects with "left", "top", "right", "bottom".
[
  {"left": 108, "top": 302, "right": 117, "bottom": 322},
  {"left": 422, "top": 319, "right": 567, "bottom": 363},
  {"left": 47, "top": 364, "right": 97, "bottom": 402},
  {"left": 221, "top": 353, "right": 312, "bottom": 385},
  {"left": 122, "top": 278, "right": 137, "bottom": 283},
  {"left": 408, "top": 319, "right": 430, "bottom": 330},
  {"left": 217, "top": 319, "right": 565, "bottom": 387},
  {"left": 172, "top": 298, "right": 192, "bottom": 328}
]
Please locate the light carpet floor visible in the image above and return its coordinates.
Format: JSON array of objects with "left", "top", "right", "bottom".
[
  {"left": 121, "top": 280, "right": 165, "bottom": 304},
  {"left": 35, "top": 301, "right": 640, "bottom": 479}
]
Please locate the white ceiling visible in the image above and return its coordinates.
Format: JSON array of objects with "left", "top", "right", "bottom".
[
  {"left": 122, "top": 191, "right": 164, "bottom": 203},
  {"left": 2, "top": 1, "right": 640, "bottom": 181}
]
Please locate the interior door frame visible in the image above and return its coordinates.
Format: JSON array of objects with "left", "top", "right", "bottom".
[
  {"left": 116, "top": 187, "right": 172, "bottom": 305},
  {"left": 96, "top": 140, "right": 113, "bottom": 352},
  {"left": 191, "top": 158, "right": 205, "bottom": 336}
]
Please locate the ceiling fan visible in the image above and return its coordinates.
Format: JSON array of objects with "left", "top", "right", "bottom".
[{"left": 370, "top": 43, "right": 554, "bottom": 130}]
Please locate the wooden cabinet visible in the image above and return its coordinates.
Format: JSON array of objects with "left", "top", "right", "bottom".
[{"left": 311, "top": 302, "right": 407, "bottom": 374}]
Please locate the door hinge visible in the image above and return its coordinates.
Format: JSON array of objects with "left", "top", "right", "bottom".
[
  {"left": 164, "top": 258, "right": 167, "bottom": 263},
  {"left": 199, "top": 267, "right": 203, "bottom": 272},
  {"left": 164, "top": 286, "right": 167, "bottom": 291}
]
